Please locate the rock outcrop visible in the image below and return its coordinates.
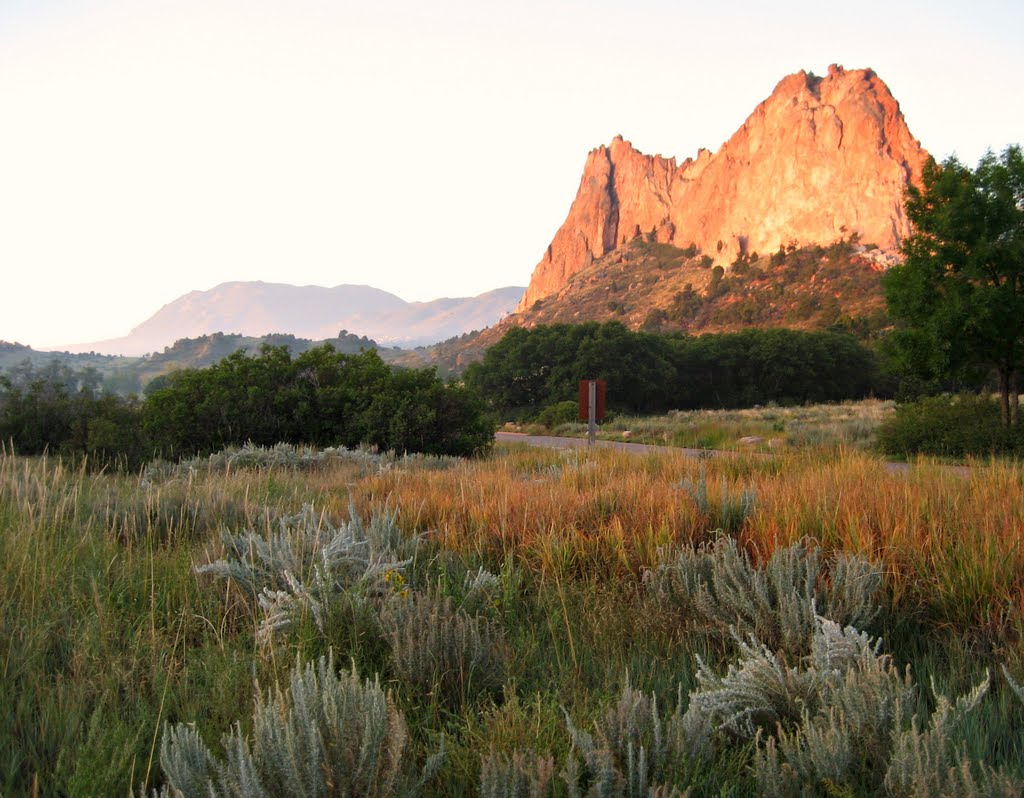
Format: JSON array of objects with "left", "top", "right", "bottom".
[{"left": 518, "top": 65, "right": 927, "bottom": 311}]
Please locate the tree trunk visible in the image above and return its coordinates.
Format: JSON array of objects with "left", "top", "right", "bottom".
[{"left": 999, "top": 369, "right": 1011, "bottom": 427}]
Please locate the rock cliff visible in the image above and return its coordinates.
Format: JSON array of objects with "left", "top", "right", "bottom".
[{"left": 518, "top": 65, "right": 927, "bottom": 311}]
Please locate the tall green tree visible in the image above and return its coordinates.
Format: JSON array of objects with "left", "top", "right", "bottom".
[
  {"left": 884, "top": 145, "right": 1024, "bottom": 425},
  {"left": 465, "top": 322, "right": 880, "bottom": 417}
]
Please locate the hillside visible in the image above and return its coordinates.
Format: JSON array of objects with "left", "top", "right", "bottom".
[
  {"left": 518, "top": 237, "right": 888, "bottom": 334},
  {"left": 0, "top": 340, "right": 135, "bottom": 379},
  {"left": 414, "top": 237, "right": 889, "bottom": 375}
]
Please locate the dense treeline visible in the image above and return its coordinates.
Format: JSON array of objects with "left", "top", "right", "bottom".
[
  {"left": 0, "top": 330, "right": 386, "bottom": 398},
  {"left": 0, "top": 345, "right": 493, "bottom": 467},
  {"left": 464, "top": 322, "right": 885, "bottom": 418},
  {"left": 0, "top": 361, "right": 149, "bottom": 467}
]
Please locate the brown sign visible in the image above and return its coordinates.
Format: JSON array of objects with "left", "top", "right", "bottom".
[{"left": 578, "top": 380, "right": 606, "bottom": 421}]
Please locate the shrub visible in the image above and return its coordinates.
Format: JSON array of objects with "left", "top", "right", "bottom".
[
  {"left": 641, "top": 308, "right": 669, "bottom": 332},
  {"left": 151, "top": 652, "right": 443, "bottom": 797},
  {"left": 459, "top": 566, "right": 504, "bottom": 615},
  {"left": 535, "top": 401, "right": 579, "bottom": 429},
  {"left": 379, "top": 590, "right": 510, "bottom": 709},
  {"left": 677, "top": 616, "right": 1022, "bottom": 796},
  {"left": 882, "top": 674, "right": 1019, "bottom": 798},
  {"left": 563, "top": 678, "right": 691, "bottom": 798},
  {"left": 197, "top": 504, "right": 421, "bottom": 641},
  {"left": 142, "top": 442, "right": 457, "bottom": 483},
  {"left": 143, "top": 345, "right": 494, "bottom": 459},
  {"left": 644, "top": 538, "right": 881, "bottom": 659},
  {"left": 876, "top": 393, "right": 1017, "bottom": 457},
  {"left": 744, "top": 619, "right": 914, "bottom": 792},
  {"left": 1003, "top": 665, "right": 1024, "bottom": 704}
]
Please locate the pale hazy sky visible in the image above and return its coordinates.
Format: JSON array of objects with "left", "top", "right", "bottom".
[{"left": 2, "top": 0, "right": 1021, "bottom": 348}]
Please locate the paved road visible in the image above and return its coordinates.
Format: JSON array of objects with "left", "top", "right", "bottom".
[{"left": 494, "top": 432, "right": 966, "bottom": 476}]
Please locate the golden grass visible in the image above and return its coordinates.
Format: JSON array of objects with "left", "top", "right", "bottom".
[
  {"left": 5, "top": 441, "right": 1019, "bottom": 643},
  {"left": 280, "top": 444, "right": 1024, "bottom": 638}
]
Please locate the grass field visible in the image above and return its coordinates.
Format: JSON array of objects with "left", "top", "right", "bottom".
[{"left": 2, "top": 441, "right": 1023, "bottom": 796}]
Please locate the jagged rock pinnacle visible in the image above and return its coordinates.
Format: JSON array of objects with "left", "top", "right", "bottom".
[{"left": 517, "top": 65, "right": 927, "bottom": 311}]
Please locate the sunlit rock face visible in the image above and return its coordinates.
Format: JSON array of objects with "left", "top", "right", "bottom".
[{"left": 517, "top": 65, "right": 927, "bottom": 311}]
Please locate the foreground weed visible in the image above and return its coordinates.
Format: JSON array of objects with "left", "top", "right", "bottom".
[
  {"left": 882, "top": 675, "right": 1019, "bottom": 798},
  {"left": 381, "top": 590, "right": 510, "bottom": 710},
  {"left": 645, "top": 537, "right": 881, "bottom": 659},
  {"left": 479, "top": 749, "right": 557, "bottom": 798},
  {"left": 683, "top": 616, "right": 1022, "bottom": 796},
  {"left": 4, "top": 445, "right": 1024, "bottom": 797},
  {"left": 563, "top": 678, "right": 692, "bottom": 798},
  {"left": 676, "top": 462, "right": 756, "bottom": 533},
  {"left": 198, "top": 503, "right": 420, "bottom": 640},
  {"left": 150, "top": 652, "right": 443, "bottom": 797}
]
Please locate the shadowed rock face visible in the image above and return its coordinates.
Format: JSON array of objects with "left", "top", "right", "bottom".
[{"left": 518, "top": 65, "right": 928, "bottom": 311}]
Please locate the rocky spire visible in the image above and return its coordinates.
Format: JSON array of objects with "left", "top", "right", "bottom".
[{"left": 517, "top": 65, "right": 927, "bottom": 311}]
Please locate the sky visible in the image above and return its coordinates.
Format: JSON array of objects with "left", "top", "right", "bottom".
[{"left": 1, "top": 0, "right": 1022, "bottom": 349}]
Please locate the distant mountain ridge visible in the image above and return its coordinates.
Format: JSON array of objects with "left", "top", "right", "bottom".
[{"left": 57, "top": 282, "right": 524, "bottom": 356}]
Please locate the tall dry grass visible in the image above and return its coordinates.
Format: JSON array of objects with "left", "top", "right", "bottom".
[{"left": 307, "top": 445, "right": 1024, "bottom": 638}]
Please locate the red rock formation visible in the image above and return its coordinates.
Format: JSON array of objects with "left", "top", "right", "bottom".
[{"left": 518, "top": 65, "right": 927, "bottom": 311}]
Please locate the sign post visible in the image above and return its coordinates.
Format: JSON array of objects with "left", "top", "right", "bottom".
[
  {"left": 588, "top": 380, "right": 597, "bottom": 447},
  {"left": 578, "top": 380, "right": 606, "bottom": 448}
]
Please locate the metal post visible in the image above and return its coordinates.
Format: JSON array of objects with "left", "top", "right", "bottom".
[{"left": 588, "top": 380, "right": 597, "bottom": 447}]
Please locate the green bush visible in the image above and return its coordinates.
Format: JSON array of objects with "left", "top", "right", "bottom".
[
  {"left": 535, "top": 401, "right": 579, "bottom": 429},
  {"left": 143, "top": 345, "right": 494, "bottom": 459},
  {"left": 876, "top": 394, "right": 1018, "bottom": 458}
]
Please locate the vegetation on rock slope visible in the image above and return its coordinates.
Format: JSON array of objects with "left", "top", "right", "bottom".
[{"left": 422, "top": 237, "right": 890, "bottom": 374}]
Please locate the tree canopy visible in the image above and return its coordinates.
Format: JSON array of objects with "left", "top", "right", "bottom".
[
  {"left": 465, "top": 322, "right": 884, "bottom": 419},
  {"left": 1, "top": 345, "right": 495, "bottom": 466},
  {"left": 143, "top": 345, "right": 494, "bottom": 458},
  {"left": 884, "top": 145, "right": 1024, "bottom": 424}
]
